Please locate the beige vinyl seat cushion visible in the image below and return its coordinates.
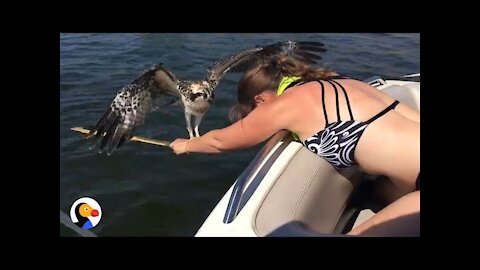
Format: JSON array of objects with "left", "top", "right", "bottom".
[{"left": 254, "top": 146, "right": 363, "bottom": 236}]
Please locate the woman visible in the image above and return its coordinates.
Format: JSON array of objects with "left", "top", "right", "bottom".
[{"left": 170, "top": 57, "right": 420, "bottom": 236}]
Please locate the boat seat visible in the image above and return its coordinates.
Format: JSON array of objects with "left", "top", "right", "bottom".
[
  {"left": 381, "top": 82, "right": 420, "bottom": 111},
  {"left": 254, "top": 145, "right": 364, "bottom": 236},
  {"left": 352, "top": 209, "right": 376, "bottom": 230}
]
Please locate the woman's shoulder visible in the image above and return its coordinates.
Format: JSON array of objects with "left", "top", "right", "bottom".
[{"left": 278, "top": 81, "right": 322, "bottom": 104}]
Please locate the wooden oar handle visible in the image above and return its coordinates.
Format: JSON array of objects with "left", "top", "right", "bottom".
[{"left": 71, "top": 127, "right": 171, "bottom": 147}]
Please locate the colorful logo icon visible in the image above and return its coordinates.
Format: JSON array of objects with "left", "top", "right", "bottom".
[{"left": 70, "top": 197, "right": 102, "bottom": 230}]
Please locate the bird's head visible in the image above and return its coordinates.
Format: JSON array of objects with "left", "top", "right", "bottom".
[
  {"left": 77, "top": 203, "right": 99, "bottom": 218},
  {"left": 187, "top": 81, "right": 214, "bottom": 102}
]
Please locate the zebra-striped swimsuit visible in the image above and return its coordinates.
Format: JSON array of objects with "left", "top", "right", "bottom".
[{"left": 285, "top": 77, "right": 399, "bottom": 169}]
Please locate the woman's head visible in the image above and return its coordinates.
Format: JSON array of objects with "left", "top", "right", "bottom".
[{"left": 229, "top": 56, "right": 337, "bottom": 123}]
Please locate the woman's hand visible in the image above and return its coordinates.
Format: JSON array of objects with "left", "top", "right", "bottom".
[{"left": 170, "top": 138, "right": 190, "bottom": 155}]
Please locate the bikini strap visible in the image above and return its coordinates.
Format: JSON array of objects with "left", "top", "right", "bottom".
[
  {"left": 325, "top": 80, "right": 341, "bottom": 122},
  {"left": 284, "top": 80, "right": 305, "bottom": 92},
  {"left": 329, "top": 80, "right": 354, "bottom": 121},
  {"left": 365, "top": 100, "right": 400, "bottom": 124},
  {"left": 315, "top": 80, "right": 329, "bottom": 126}
]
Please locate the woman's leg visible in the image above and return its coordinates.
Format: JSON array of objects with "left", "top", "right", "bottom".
[{"left": 348, "top": 191, "right": 420, "bottom": 236}]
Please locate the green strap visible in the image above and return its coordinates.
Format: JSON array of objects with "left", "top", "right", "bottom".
[
  {"left": 277, "top": 76, "right": 301, "bottom": 96},
  {"left": 276, "top": 76, "right": 302, "bottom": 141}
]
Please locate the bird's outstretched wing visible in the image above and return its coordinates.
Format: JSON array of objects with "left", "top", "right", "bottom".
[
  {"left": 86, "top": 64, "right": 181, "bottom": 155},
  {"left": 206, "top": 41, "right": 327, "bottom": 85}
]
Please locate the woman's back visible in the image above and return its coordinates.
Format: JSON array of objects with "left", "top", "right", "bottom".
[{"left": 282, "top": 78, "right": 420, "bottom": 191}]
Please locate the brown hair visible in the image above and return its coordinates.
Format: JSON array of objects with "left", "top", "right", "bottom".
[{"left": 229, "top": 56, "right": 338, "bottom": 123}]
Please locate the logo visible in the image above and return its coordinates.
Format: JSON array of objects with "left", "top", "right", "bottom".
[{"left": 70, "top": 197, "right": 102, "bottom": 230}]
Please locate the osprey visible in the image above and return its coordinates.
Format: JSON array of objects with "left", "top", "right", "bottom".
[{"left": 87, "top": 40, "right": 327, "bottom": 155}]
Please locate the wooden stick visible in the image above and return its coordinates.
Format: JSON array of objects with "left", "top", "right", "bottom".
[{"left": 71, "top": 127, "right": 171, "bottom": 147}]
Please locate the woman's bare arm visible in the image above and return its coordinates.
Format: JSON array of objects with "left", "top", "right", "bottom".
[{"left": 184, "top": 96, "right": 295, "bottom": 154}]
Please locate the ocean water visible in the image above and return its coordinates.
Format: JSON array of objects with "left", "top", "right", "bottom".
[{"left": 60, "top": 33, "right": 420, "bottom": 236}]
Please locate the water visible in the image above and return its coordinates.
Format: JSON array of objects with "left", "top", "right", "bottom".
[{"left": 60, "top": 33, "right": 420, "bottom": 236}]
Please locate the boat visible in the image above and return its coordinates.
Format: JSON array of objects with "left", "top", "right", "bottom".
[{"left": 195, "top": 74, "right": 420, "bottom": 237}]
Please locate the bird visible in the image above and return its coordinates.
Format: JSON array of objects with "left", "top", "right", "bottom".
[
  {"left": 73, "top": 203, "right": 99, "bottom": 230},
  {"left": 86, "top": 40, "right": 327, "bottom": 155}
]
